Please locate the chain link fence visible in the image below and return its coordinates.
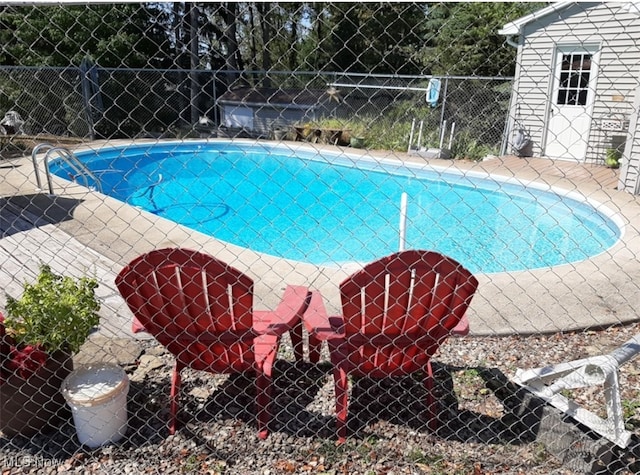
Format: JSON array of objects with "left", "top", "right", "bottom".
[
  {"left": 0, "top": 65, "right": 511, "bottom": 159},
  {"left": 1, "top": 2, "right": 639, "bottom": 474}
]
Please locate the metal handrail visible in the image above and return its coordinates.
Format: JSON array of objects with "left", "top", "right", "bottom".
[
  {"left": 31, "top": 142, "right": 55, "bottom": 192},
  {"left": 45, "top": 146, "right": 103, "bottom": 194},
  {"left": 32, "top": 143, "right": 102, "bottom": 194}
]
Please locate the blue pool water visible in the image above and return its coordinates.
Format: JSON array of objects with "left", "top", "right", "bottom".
[{"left": 50, "top": 140, "right": 622, "bottom": 273}]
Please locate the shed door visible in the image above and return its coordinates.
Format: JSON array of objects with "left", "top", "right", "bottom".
[{"left": 545, "top": 46, "right": 599, "bottom": 160}]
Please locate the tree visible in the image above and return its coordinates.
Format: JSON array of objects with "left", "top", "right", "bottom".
[
  {"left": 312, "top": 3, "right": 429, "bottom": 74},
  {"left": 297, "top": 3, "right": 334, "bottom": 72},
  {"left": 0, "top": 2, "right": 544, "bottom": 76},
  {"left": 0, "top": 4, "right": 172, "bottom": 67},
  {"left": 420, "top": 2, "right": 545, "bottom": 76}
]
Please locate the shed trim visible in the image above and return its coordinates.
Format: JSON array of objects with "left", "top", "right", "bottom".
[
  {"left": 218, "top": 100, "right": 317, "bottom": 111},
  {"left": 498, "top": 1, "right": 575, "bottom": 36}
]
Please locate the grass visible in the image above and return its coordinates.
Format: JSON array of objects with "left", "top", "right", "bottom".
[
  {"left": 0, "top": 134, "right": 84, "bottom": 160},
  {"left": 314, "top": 436, "right": 380, "bottom": 466},
  {"left": 453, "top": 368, "right": 493, "bottom": 403},
  {"left": 314, "top": 112, "right": 502, "bottom": 160},
  {"left": 623, "top": 399, "right": 640, "bottom": 429},
  {"left": 407, "top": 449, "right": 477, "bottom": 474}
]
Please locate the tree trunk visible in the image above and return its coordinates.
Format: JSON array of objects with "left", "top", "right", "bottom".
[
  {"left": 189, "top": 3, "right": 200, "bottom": 125},
  {"left": 259, "top": 2, "right": 272, "bottom": 88},
  {"left": 222, "top": 2, "right": 240, "bottom": 85}
]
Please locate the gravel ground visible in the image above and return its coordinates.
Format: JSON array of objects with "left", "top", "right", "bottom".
[{"left": 2, "top": 323, "right": 640, "bottom": 474}]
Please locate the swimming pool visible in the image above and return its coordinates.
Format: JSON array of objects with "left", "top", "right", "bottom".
[{"left": 50, "top": 140, "right": 622, "bottom": 273}]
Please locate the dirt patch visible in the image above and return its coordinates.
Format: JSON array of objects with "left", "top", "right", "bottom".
[{"left": 0, "top": 134, "right": 86, "bottom": 160}]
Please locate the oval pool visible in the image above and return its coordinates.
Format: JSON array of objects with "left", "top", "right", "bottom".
[{"left": 50, "top": 140, "right": 622, "bottom": 273}]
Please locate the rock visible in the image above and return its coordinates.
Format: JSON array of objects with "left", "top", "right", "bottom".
[
  {"left": 130, "top": 354, "right": 165, "bottom": 381},
  {"left": 188, "top": 387, "right": 211, "bottom": 400},
  {"left": 75, "top": 337, "right": 142, "bottom": 367}
]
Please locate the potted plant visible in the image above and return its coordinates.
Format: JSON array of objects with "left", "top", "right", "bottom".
[
  {"left": 605, "top": 148, "right": 622, "bottom": 169},
  {"left": 349, "top": 124, "right": 366, "bottom": 149},
  {"left": 349, "top": 135, "right": 366, "bottom": 148},
  {"left": 293, "top": 122, "right": 314, "bottom": 141},
  {"left": 0, "top": 264, "right": 100, "bottom": 436}
]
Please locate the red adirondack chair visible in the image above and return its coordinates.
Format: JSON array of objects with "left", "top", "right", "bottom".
[
  {"left": 115, "top": 248, "right": 311, "bottom": 439},
  {"left": 302, "top": 250, "right": 478, "bottom": 442}
]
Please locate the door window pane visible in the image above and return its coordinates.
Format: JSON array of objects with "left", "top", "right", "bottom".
[{"left": 556, "top": 53, "right": 591, "bottom": 106}]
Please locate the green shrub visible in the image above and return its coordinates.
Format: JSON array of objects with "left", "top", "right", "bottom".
[{"left": 4, "top": 265, "right": 100, "bottom": 354}]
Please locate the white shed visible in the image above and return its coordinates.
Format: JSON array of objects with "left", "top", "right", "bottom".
[
  {"left": 217, "top": 87, "right": 340, "bottom": 138},
  {"left": 499, "top": 1, "right": 640, "bottom": 194}
]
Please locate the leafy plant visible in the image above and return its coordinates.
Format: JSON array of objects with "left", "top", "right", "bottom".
[
  {"left": 4, "top": 264, "right": 100, "bottom": 354},
  {"left": 622, "top": 399, "right": 640, "bottom": 430},
  {"left": 366, "top": 117, "right": 416, "bottom": 151},
  {"left": 315, "top": 117, "right": 349, "bottom": 129},
  {"left": 605, "top": 148, "right": 621, "bottom": 168},
  {"left": 451, "top": 130, "right": 499, "bottom": 161}
]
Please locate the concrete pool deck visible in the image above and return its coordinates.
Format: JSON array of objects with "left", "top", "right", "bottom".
[{"left": 1, "top": 139, "right": 639, "bottom": 338}]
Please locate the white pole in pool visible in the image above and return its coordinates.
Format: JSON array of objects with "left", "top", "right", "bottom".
[
  {"left": 399, "top": 192, "right": 408, "bottom": 251},
  {"left": 417, "top": 121, "right": 424, "bottom": 151}
]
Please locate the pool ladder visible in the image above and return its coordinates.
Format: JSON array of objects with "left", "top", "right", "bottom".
[{"left": 31, "top": 143, "right": 102, "bottom": 195}]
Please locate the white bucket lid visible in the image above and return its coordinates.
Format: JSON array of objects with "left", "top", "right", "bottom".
[{"left": 62, "top": 364, "right": 129, "bottom": 407}]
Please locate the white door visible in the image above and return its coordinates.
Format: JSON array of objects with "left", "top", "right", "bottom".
[{"left": 544, "top": 46, "right": 599, "bottom": 160}]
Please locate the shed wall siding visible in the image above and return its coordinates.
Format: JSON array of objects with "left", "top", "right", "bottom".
[
  {"left": 621, "top": 88, "right": 640, "bottom": 192},
  {"left": 507, "top": 1, "right": 640, "bottom": 184},
  {"left": 254, "top": 108, "right": 319, "bottom": 135}
]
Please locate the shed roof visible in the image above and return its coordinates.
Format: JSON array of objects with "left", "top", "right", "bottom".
[
  {"left": 498, "top": 1, "right": 577, "bottom": 36},
  {"left": 218, "top": 87, "right": 329, "bottom": 109},
  {"left": 499, "top": 2, "right": 640, "bottom": 36}
]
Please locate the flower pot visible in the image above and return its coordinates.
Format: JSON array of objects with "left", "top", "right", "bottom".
[
  {"left": 0, "top": 350, "right": 73, "bottom": 436},
  {"left": 605, "top": 158, "right": 620, "bottom": 169},
  {"left": 605, "top": 149, "right": 621, "bottom": 169},
  {"left": 293, "top": 125, "right": 311, "bottom": 141},
  {"left": 272, "top": 127, "right": 289, "bottom": 141},
  {"left": 350, "top": 136, "right": 365, "bottom": 148}
]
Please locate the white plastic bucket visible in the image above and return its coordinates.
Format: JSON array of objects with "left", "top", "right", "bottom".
[{"left": 62, "top": 364, "right": 129, "bottom": 448}]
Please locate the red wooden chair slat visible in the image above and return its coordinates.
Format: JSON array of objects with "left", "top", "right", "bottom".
[
  {"left": 115, "top": 248, "right": 311, "bottom": 439},
  {"left": 303, "top": 250, "right": 478, "bottom": 442}
]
